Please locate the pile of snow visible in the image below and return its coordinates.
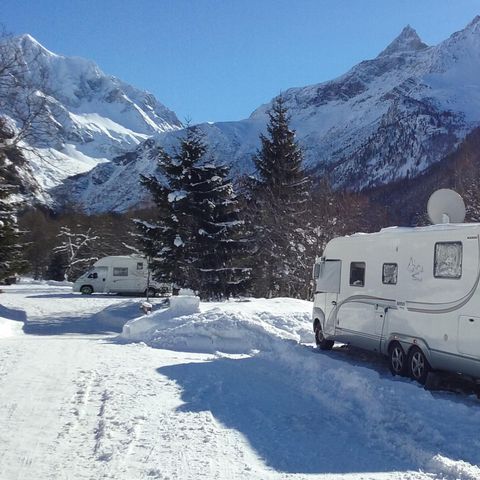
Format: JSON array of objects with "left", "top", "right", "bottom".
[
  {"left": 270, "top": 341, "right": 480, "bottom": 480},
  {"left": 119, "top": 295, "right": 480, "bottom": 478},
  {"left": 18, "top": 277, "right": 73, "bottom": 287},
  {"left": 0, "top": 317, "right": 23, "bottom": 338},
  {"left": 120, "top": 296, "right": 313, "bottom": 353}
]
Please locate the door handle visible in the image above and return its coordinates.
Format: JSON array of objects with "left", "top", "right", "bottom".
[{"left": 331, "top": 301, "right": 337, "bottom": 306}]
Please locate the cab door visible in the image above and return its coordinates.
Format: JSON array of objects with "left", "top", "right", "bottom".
[
  {"left": 315, "top": 259, "right": 342, "bottom": 332},
  {"left": 86, "top": 267, "right": 108, "bottom": 293}
]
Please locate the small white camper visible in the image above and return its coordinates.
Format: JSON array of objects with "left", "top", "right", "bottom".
[
  {"left": 73, "top": 256, "right": 170, "bottom": 296},
  {"left": 312, "top": 189, "right": 480, "bottom": 384}
]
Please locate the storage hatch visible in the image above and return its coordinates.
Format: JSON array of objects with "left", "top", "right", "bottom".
[{"left": 458, "top": 316, "right": 480, "bottom": 358}]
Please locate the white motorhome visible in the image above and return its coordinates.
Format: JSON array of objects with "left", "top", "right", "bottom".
[
  {"left": 312, "top": 192, "right": 480, "bottom": 385},
  {"left": 73, "top": 256, "right": 170, "bottom": 296}
]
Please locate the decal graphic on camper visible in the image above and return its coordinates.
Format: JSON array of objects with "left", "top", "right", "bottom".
[{"left": 407, "top": 257, "right": 423, "bottom": 281}]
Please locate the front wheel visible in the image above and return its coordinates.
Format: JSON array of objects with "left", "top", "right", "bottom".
[
  {"left": 407, "top": 346, "right": 431, "bottom": 385},
  {"left": 80, "top": 285, "right": 93, "bottom": 295},
  {"left": 315, "top": 323, "right": 334, "bottom": 351}
]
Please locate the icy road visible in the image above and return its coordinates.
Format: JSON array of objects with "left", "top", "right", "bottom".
[{"left": 0, "top": 283, "right": 479, "bottom": 480}]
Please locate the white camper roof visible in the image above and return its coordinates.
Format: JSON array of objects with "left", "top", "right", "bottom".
[
  {"left": 348, "top": 223, "right": 480, "bottom": 239},
  {"left": 94, "top": 255, "right": 145, "bottom": 265}
]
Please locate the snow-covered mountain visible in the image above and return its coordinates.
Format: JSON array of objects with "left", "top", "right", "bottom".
[
  {"left": 57, "top": 17, "right": 480, "bottom": 213},
  {"left": 0, "top": 34, "right": 181, "bottom": 203}
]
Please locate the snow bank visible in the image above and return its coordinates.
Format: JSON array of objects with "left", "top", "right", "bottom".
[
  {"left": 121, "top": 295, "right": 480, "bottom": 478},
  {"left": 17, "top": 277, "right": 73, "bottom": 287},
  {"left": 267, "top": 340, "right": 480, "bottom": 480},
  {"left": 120, "top": 297, "right": 313, "bottom": 353},
  {"left": 121, "top": 294, "right": 200, "bottom": 342},
  {"left": 0, "top": 317, "right": 23, "bottom": 338}
]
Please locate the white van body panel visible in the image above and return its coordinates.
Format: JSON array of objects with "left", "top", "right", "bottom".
[
  {"left": 73, "top": 256, "right": 169, "bottom": 295},
  {"left": 312, "top": 223, "right": 480, "bottom": 380}
]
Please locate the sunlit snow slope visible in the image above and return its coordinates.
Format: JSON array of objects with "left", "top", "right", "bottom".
[
  {"left": 1, "top": 34, "right": 181, "bottom": 204},
  {"left": 60, "top": 17, "right": 480, "bottom": 212}
]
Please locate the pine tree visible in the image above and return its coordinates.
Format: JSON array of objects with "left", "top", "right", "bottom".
[
  {"left": 0, "top": 179, "right": 24, "bottom": 281},
  {"left": 137, "top": 127, "right": 250, "bottom": 298},
  {"left": 190, "top": 161, "right": 250, "bottom": 298},
  {"left": 0, "top": 121, "right": 26, "bottom": 281},
  {"left": 247, "top": 97, "right": 311, "bottom": 298}
]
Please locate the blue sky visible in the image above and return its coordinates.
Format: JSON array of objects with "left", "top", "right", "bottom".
[{"left": 1, "top": 1, "right": 479, "bottom": 123}]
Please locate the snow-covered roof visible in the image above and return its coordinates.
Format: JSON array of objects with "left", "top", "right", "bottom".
[{"left": 347, "top": 222, "right": 480, "bottom": 239}]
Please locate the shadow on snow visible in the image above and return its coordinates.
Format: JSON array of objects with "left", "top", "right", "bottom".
[
  {"left": 0, "top": 304, "right": 28, "bottom": 323},
  {"left": 157, "top": 354, "right": 411, "bottom": 475},
  {"left": 22, "top": 301, "right": 140, "bottom": 335}
]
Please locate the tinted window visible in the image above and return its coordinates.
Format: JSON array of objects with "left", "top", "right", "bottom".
[
  {"left": 350, "top": 262, "right": 365, "bottom": 287},
  {"left": 382, "top": 263, "right": 398, "bottom": 285},
  {"left": 113, "top": 267, "right": 128, "bottom": 276},
  {"left": 434, "top": 242, "right": 462, "bottom": 279}
]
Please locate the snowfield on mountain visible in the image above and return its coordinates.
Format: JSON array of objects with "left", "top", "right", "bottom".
[
  {"left": 1, "top": 281, "right": 479, "bottom": 480},
  {"left": 55, "top": 16, "right": 480, "bottom": 212},
  {"left": 6, "top": 17, "right": 480, "bottom": 212}
]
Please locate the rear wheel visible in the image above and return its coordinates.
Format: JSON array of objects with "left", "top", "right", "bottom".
[
  {"left": 388, "top": 342, "right": 407, "bottom": 376},
  {"left": 407, "top": 346, "right": 431, "bottom": 385},
  {"left": 314, "top": 323, "right": 334, "bottom": 351},
  {"left": 145, "top": 287, "right": 157, "bottom": 297},
  {"left": 80, "top": 285, "right": 93, "bottom": 295}
]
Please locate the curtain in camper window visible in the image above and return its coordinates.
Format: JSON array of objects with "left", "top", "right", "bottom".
[
  {"left": 434, "top": 242, "right": 462, "bottom": 279},
  {"left": 382, "top": 263, "right": 398, "bottom": 285},
  {"left": 113, "top": 267, "right": 128, "bottom": 276}
]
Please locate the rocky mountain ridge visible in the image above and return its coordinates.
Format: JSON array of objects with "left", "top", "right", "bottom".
[
  {"left": 0, "top": 34, "right": 181, "bottom": 204},
  {"left": 6, "top": 18, "right": 480, "bottom": 213}
]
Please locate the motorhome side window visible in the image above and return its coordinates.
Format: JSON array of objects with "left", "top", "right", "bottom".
[
  {"left": 382, "top": 263, "right": 398, "bottom": 285},
  {"left": 434, "top": 242, "right": 462, "bottom": 279},
  {"left": 137, "top": 262, "right": 144, "bottom": 270},
  {"left": 113, "top": 267, "right": 128, "bottom": 276},
  {"left": 349, "top": 262, "right": 365, "bottom": 287}
]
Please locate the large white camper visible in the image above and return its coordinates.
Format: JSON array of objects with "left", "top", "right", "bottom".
[
  {"left": 73, "top": 256, "right": 170, "bottom": 296},
  {"left": 312, "top": 190, "right": 480, "bottom": 384}
]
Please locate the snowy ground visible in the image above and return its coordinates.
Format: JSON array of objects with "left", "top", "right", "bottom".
[{"left": 0, "top": 282, "right": 479, "bottom": 480}]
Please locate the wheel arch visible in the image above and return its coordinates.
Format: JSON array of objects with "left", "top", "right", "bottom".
[
  {"left": 385, "top": 335, "right": 434, "bottom": 366},
  {"left": 312, "top": 307, "right": 325, "bottom": 332}
]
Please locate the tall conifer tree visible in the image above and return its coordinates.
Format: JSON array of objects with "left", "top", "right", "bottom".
[
  {"left": 247, "top": 97, "right": 311, "bottom": 297},
  {"left": 0, "top": 121, "right": 26, "bottom": 280}
]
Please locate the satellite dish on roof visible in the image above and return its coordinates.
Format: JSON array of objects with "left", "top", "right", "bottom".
[{"left": 427, "top": 189, "right": 466, "bottom": 224}]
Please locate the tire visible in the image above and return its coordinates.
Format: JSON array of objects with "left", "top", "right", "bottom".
[
  {"left": 314, "top": 323, "right": 334, "bottom": 351},
  {"left": 407, "top": 346, "right": 431, "bottom": 385},
  {"left": 388, "top": 342, "right": 407, "bottom": 377},
  {"left": 80, "top": 285, "right": 93, "bottom": 295},
  {"left": 145, "top": 287, "right": 157, "bottom": 297}
]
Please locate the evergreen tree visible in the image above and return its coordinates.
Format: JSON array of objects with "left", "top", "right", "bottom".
[
  {"left": 137, "top": 127, "right": 250, "bottom": 298},
  {"left": 246, "top": 97, "right": 311, "bottom": 297},
  {"left": 0, "top": 121, "right": 26, "bottom": 281},
  {"left": 190, "top": 161, "right": 250, "bottom": 298}
]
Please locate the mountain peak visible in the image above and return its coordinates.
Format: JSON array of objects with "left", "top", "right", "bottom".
[
  {"left": 378, "top": 25, "right": 428, "bottom": 57},
  {"left": 14, "top": 33, "right": 57, "bottom": 57}
]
